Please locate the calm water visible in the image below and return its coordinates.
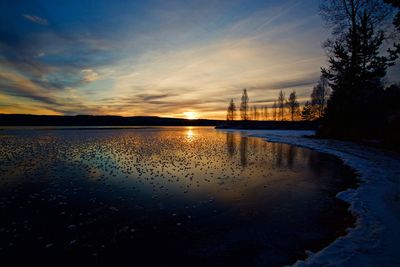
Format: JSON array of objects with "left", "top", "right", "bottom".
[{"left": 0, "top": 127, "right": 356, "bottom": 266}]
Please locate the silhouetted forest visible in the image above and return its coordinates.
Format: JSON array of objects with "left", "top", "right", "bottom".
[
  {"left": 224, "top": 0, "right": 400, "bottom": 149},
  {"left": 224, "top": 87, "right": 327, "bottom": 122},
  {"left": 317, "top": 0, "right": 400, "bottom": 149}
]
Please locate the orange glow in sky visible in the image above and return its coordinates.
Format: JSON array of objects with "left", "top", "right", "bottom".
[
  {"left": 2, "top": 1, "right": 397, "bottom": 119},
  {"left": 183, "top": 112, "right": 199, "bottom": 120}
]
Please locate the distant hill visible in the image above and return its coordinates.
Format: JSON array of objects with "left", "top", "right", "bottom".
[{"left": 0, "top": 114, "right": 222, "bottom": 126}]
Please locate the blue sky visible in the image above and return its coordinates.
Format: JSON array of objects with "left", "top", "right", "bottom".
[{"left": 0, "top": 0, "right": 398, "bottom": 118}]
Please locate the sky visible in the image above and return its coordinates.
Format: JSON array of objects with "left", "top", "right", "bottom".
[{"left": 0, "top": 0, "right": 398, "bottom": 119}]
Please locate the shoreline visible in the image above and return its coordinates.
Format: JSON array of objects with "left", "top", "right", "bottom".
[{"left": 219, "top": 129, "right": 400, "bottom": 266}]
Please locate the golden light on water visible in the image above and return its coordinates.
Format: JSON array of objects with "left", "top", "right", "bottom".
[{"left": 186, "top": 127, "right": 195, "bottom": 140}]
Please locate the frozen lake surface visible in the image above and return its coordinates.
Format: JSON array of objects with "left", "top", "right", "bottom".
[{"left": 0, "top": 127, "right": 356, "bottom": 266}]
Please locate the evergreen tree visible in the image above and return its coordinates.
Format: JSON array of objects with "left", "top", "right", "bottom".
[
  {"left": 319, "top": 0, "right": 398, "bottom": 138},
  {"left": 384, "top": 0, "right": 400, "bottom": 31},
  {"left": 301, "top": 101, "right": 315, "bottom": 121}
]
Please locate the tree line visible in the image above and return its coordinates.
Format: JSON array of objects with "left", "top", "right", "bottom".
[
  {"left": 227, "top": 0, "right": 400, "bottom": 148},
  {"left": 226, "top": 77, "right": 330, "bottom": 122}
]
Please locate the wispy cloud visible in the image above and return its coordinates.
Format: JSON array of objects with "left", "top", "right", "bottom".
[
  {"left": 3, "top": 1, "right": 385, "bottom": 118},
  {"left": 22, "top": 14, "right": 48, "bottom": 25},
  {"left": 0, "top": 72, "right": 62, "bottom": 106},
  {"left": 81, "top": 69, "right": 100, "bottom": 83}
]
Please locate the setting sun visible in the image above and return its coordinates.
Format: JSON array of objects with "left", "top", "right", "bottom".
[
  {"left": 183, "top": 111, "right": 199, "bottom": 120},
  {"left": 1, "top": 1, "right": 400, "bottom": 266}
]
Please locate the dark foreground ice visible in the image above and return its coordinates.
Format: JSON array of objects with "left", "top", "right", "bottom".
[{"left": 0, "top": 127, "right": 356, "bottom": 266}]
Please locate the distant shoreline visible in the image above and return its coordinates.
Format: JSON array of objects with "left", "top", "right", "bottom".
[
  {"left": 215, "top": 120, "right": 320, "bottom": 130},
  {"left": 0, "top": 114, "right": 319, "bottom": 130},
  {"left": 0, "top": 114, "right": 221, "bottom": 127},
  {"left": 0, "top": 124, "right": 318, "bottom": 132},
  {"left": 0, "top": 126, "right": 213, "bottom": 131}
]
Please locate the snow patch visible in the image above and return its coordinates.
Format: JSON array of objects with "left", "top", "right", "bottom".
[{"left": 219, "top": 129, "right": 400, "bottom": 266}]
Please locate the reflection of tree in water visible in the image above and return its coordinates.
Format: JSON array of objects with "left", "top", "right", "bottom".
[
  {"left": 272, "top": 143, "right": 298, "bottom": 168},
  {"left": 307, "top": 151, "right": 323, "bottom": 176},
  {"left": 286, "top": 145, "right": 297, "bottom": 168},
  {"left": 305, "top": 149, "right": 354, "bottom": 188},
  {"left": 276, "top": 143, "right": 283, "bottom": 168},
  {"left": 271, "top": 141, "right": 276, "bottom": 159},
  {"left": 226, "top": 133, "right": 236, "bottom": 157},
  {"left": 249, "top": 137, "right": 258, "bottom": 154},
  {"left": 240, "top": 136, "right": 248, "bottom": 168}
]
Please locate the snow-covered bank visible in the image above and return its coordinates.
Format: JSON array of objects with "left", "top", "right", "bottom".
[{"left": 222, "top": 129, "right": 400, "bottom": 266}]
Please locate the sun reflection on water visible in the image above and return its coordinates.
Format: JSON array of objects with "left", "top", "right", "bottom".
[{"left": 185, "top": 127, "right": 195, "bottom": 140}]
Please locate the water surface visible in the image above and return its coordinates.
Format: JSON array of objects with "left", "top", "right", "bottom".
[{"left": 0, "top": 127, "right": 355, "bottom": 266}]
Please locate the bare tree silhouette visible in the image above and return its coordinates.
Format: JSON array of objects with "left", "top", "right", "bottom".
[
  {"left": 278, "top": 90, "right": 285, "bottom": 121},
  {"left": 240, "top": 89, "right": 249, "bottom": 121},
  {"left": 252, "top": 105, "right": 260, "bottom": 120},
  {"left": 286, "top": 90, "right": 300, "bottom": 121},
  {"left": 226, "top": 99, "right": 236, "bottom": 121},
  {"left": 272, "top": 101, "right": 277, "bottom": 121},
  {"left": 311, "top": 77, "right": 330, "bottom": 119},
  {"left": 262, "top": 105, "right": 268, "bottom": 121}
]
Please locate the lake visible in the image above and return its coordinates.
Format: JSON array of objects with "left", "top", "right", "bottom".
[{"left": 0, "top": 127, "right": 356, "bottom": 266}]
